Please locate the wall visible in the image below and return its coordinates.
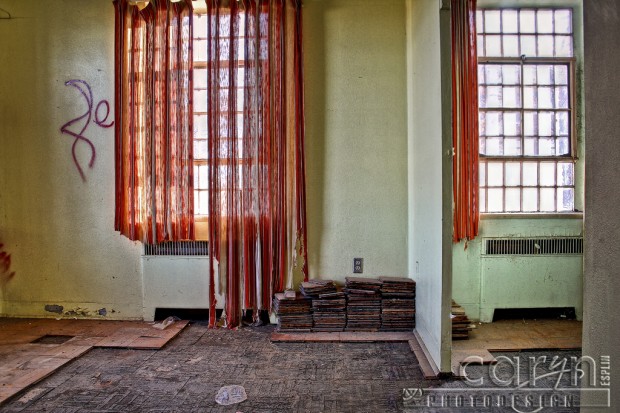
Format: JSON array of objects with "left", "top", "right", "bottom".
[
  {"left": 582, "top": 0, "right": 620, "bottom": 410},
  {"left": 407, "top": 0, "right": 453, "bottom": 372},
  {"left": 453, "top": 217, "right": 583, "bottom": 321},
  {"left": 0, "top": 0, "right": 143, "bottom": 319},
  {"left": 0, "top": 0, "right": 412, "bottom": 319},
  {"left": 303, "top": 0, "right": 409, "bottom": 283},
  {"left": 452, "top": 0, "right": 585, "bottom": 322}
]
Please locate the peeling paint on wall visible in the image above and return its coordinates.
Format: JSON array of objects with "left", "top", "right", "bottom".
[{"left": 44, "top": 304, "right": 64, "bottom": 314}]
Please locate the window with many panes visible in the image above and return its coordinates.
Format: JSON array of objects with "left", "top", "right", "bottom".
[
  {"left": 477, "top": 8, "right": 576, "bottom": 213},
  {"left": 192, "top": 8, "right": 247, "bottom": 218}
]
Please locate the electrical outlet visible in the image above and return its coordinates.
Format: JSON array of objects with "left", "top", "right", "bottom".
[{"left": 353, "top": 258, "right": 363, "bottom": 273}]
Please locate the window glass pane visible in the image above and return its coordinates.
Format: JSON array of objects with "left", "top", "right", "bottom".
[
  {"left": 485, "top": 10, "right": 501, "bottom": 33},
  {"left": 557, "top": 162, "right": 574, "bottom": 186},
  {"left": 487, "top": 86, "right": 502, "bottom": 107},
  {"left": 477, "top": 35, "right": 485, "bottom": 56},
  {"left": 504, "top": 138, "right": 521, "bottom": 156},
  {"left": 555, "top": 65, "right": 568, "bottom": 85},
  {"left": 505, "top": 162, "right": 521, "bottom": 186},
  {"left": 480, "top": 188, "right": 487, "bottom": 213},
  {"left": 555, "top": 9, "right": 572, "bottom": 34},
  {"left": 540, "top": 188, "right": 555, "bottom": 211},
  {"left": 485, "top": 65, "right": 502, "bottom": 84},
  {"left": 557, "top": 188, "right": 574, "bottom": 211},
  {"left": 486, "top": 35, "right": 502, "bottom": 56},
  {"left": 523, "top": 66, "right": 536, "bottom": 86},
  {"left": 539, "top": 162, "right": 556, "bottom": 186},
  {"left": 537, "top": 65, "right": 554, "bottom": 85},
  {"left": 194, "top": 89, "right": 208, "bottom": 112},
  {"left": 524, "top": 87, "right": 536, "bottom": 108},
  {"left": 479, "top": 162, "right": 487, "bottom": 186},
  {"left": 537, "top": 10, "right": 554, "bottom": 34},
  {"left": 487, "top": 162, "right": 504, "bottom": 186},
  {"left": 523, "top": 188, "right": 538, "bottom": 211},
  {"left": 503, "top": 10, "right": 519, "bottom": 33},
  {"left": 557, "top": 137, "right": 570, "bottom": 155},
  {"left": 194, "top": 139, "right": 208, "bottom": 159},
  {"left": 555, "top": 36, "right": 573, "bottom": 57},
  {"left": 478, "top": 86, "right": 487, "bottom": 107},
  {"left": 503, "top": 112, "right": 521, "bottom": 136},
  {"left": 194, "top": 114, "right": 208, "bottom": 138},
  {"left": 477, "top": 11, "right": 484, "bottom": 34},
  {"left": 538, "top": 111, "right": 554, "bottom": 136},
  {"left": 488, "top": 188, "right": 504, "bottom": 212},
  {"left": 538, "top": 138, "right": 555, "bottom": 156},
  {"left": 524, "top": 112, "right": 537, "bottom": 135},
  {"left": 485, "top": 112, "right": 502, "bottom": 136},
  {"left": 520, "top": 10, "right": 536, "bottom": 33},
  {"left": 503, "top": 35, "right": 519, "bottom": 56},
  {"left": 521, "top": 35, "right": 537, "bottom": 56},
  {"left": 523, "top": 162, "right": 538, "bottom": 186},
  {"left": 194, "top": 68, "right": 208, "bottom": 87},
  {"left": 502, "top": 65, "right": 521, "bottom": 85},
  {"left": 537, "top": 87, "right": 554, "bottom": 109},
  {"left": 194, "top": 39, "right": 208, "bottom": 61},
  {"left": 505, "top": 188, "right": 521, "bottom": 211},
  {"left": 503, "top": 87, "right": 520, "bottom": 108},
  {"left": 486, "top": 137, "right": 502, "bottom": 156},
  {"left": 555, "top": 86, "right": 569, "bottom": 109},
  {"left": 524, "top": 138, "right": 537, "bottom": 156},
  {"left": 538, "top": 35, "right": 554, "bottom": 56}
]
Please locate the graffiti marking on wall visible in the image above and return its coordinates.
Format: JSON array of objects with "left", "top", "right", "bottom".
[
  {"left": 60, "top": 79, "right": 113, "bottom": 182},
  {"left": 0, "top": 242, "right": 15, "bottom": 289}
]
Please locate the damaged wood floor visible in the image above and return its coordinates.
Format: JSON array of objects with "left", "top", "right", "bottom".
[
  {"left": 0, "top": 319, "right": 582, "bottom": 412},
  {"left": 0, "top": 318, "right": 188, "bottom": 404}
]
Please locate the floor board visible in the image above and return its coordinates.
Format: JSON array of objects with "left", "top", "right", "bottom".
[{"left": 0, "top": 318, "right": 188, "bottom": 405}]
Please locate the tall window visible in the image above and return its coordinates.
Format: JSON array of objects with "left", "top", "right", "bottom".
[{"left": 477, "top": 9, "right": 576, "bottom": 213}]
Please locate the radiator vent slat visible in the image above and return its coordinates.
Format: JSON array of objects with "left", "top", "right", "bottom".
[
  {"left": 484, "top": 237, "right": 582, "bottom": 255},
  {"left": 144, "top": 241, "right": 209, "bottom": 256}
]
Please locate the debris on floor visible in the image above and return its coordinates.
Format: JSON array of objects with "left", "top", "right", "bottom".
[
  {"left": 152, "top": 316, "right": 179, "bottom": 330},
  {"left": 451, "top": 300, "right": 473, "bottom": 339},
  {"left": 215, "top": 385, "right": 247, "bottom": 406}
]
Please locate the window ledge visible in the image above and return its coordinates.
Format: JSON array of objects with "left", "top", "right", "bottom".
[{"left": 481, "top": 212, "right": 583, "bottom": 220}]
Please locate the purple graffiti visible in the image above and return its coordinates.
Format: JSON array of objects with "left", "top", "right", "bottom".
[{"left": 60, "top": 79, "right": 113, "bottom": 182}]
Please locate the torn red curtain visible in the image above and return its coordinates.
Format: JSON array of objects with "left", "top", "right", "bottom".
[
  {"left": 114, "top": 0, "right": 195, "bottom": 243},
  {"left": 205, "top": 0, "right": 308, "bottom": 328},
  {"left": 451, "top": 0, "right": 479, "bottom": 242}
]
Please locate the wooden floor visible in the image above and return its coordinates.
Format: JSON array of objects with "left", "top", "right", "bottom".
[
  {"left": 272, "top": 319, "right": 582, "bottom": 379},
  {"left": 451, "top": 319, "right": 582, "bottom": 376},
  {"left": 0, "top": 318, "right": 189, "bottom": 404}
]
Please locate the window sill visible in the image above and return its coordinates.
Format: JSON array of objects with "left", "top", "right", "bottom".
[{"left": 480, "top": 212, "right": 583, "bottom": 220}]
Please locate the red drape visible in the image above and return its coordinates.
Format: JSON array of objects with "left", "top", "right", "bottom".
[
  {"left": 205, "top": 0, "right": 308, "bottom": 328},
  {"left": 451, "top": 0, "right": 479, "bottom": 242},
  {"left": 114, "top": 0, "right": 195, "bottom": 243}
]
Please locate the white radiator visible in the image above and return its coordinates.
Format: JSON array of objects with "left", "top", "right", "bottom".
[{"left": 479, "top": 237, "right": 583, "bottom": 322}]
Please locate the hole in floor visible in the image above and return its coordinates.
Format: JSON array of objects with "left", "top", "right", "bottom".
[
  {"left": 492, "top": 307, "right": 576, "bottom": 321},
  {"left": 31, "top": 335, "right": 74, "bottom": 344}
]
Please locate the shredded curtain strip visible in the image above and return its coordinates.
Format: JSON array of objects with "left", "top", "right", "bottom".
[
  {"left": 114, "top": 0, "right": 195, "bottom": 243},
  {"left": 205, "top": 0, "right": 308, "bottom": 328},
  {"left": 451, "top": 0, "right": 479, "bottom": 242}
]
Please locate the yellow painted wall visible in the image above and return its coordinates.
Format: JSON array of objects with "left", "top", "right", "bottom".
[
  {"left": 0, "top": 0, "right": 143, "bottom": 319},
  {"left": 0, "top": 0, "right": 411, "bottom": 318},
  {"left": 304, "top": 0, "right": 409, "bottom": 282}
]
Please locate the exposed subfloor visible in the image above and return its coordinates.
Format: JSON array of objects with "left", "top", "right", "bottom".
[{"left": 0, "top": 320, "right": 582, "bottom": 413}]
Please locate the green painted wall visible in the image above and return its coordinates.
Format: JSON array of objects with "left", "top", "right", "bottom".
[{"left": 452, "top": 0, "right": 585, "bottom": 322}]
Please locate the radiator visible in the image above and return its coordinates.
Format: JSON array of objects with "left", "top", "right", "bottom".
[{"left": 479, "top": 237, "right": 583, "bottom": 322}]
